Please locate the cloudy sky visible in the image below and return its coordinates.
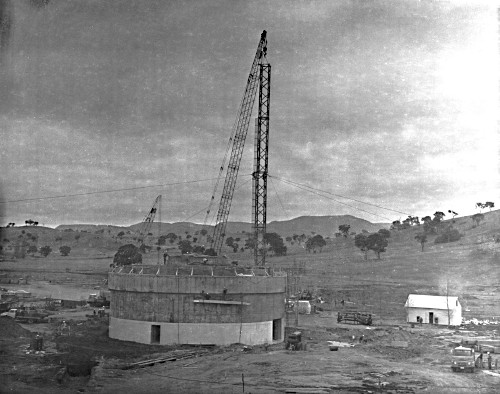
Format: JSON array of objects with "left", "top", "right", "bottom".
[{"left": 0, "top": 0, "right": 498, "bottom": 227}]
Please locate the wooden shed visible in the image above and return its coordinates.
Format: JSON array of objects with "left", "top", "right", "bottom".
[{"left": 404, "top": 294, "right": 462, "bottom": 326}]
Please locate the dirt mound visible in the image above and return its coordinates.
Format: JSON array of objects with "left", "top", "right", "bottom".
[{"left": 0, "top": 316, "right": 33, "bottom": 338}]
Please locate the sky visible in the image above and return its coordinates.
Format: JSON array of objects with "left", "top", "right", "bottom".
[{"left": 0, "top": 0, "right": 499, "bottom": 228}]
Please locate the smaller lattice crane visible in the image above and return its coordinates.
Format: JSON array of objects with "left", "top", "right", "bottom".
[{"left": 138, "top": 195, "right": 161, "bottom": 246}]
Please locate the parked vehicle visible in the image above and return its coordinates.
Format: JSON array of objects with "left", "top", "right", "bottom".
[
  {"left": 451, "top": 346, "right": 482, "bottom": 373},
  {"left": 87, "top": 294, "right": 110, "bottom": 308},
  {"left": 0, "top": 308, "right": 49, "bottom": 323},
  {"left": 285, "top": 331, "right": 305, "bottom": 351}
]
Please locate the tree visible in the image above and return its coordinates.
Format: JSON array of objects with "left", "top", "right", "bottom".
[
  {"left": 367, "top": 233, "right": 388, "bottom": 259},
  {"left": 113, "top": 244, "right": 142, "bottom": 266},
  {"left": 39, "top": 245, "right": 52, "bottom": 257},
  {"left": 338, "top": 224, "right": 351, "bottom": 238},
  {"left": 378, "top": 229, "right": 390, "bottom": 239},
  {"left": 485, "top": 201, "right": 495, "bottom": 211},
  {"left": 74, "top": 234, "right": 81, "bottom": 243},
  {"left": 232, "top": 243, "right": 239, "bottom": 253},
  {"left": 472, "top": 213, "right": 484, "bottom": 228},
  {"left": 59, "top": 245, "right": 71, "bottom": 256},
  {"left": 414, "top": 234, "right": 427, "bottom": 252},
  {"left": 157, "top": 235, "right": 167, "bottom": 245},
  {"left": 178, "top": 240, "right": 193, "bottom": 254},
  {"left": 434, "top": 229, "right": 462, "bottom": 244},
  {"left": 305, "top": 234, "right": 326, "bottom": 253},
  {"left": 264, "top": 233, "right": 287, "bottom": 256},
  {"left": 117, "top": 231, "right": 125, "bottom": 238},
  {"left": 354, "top": 234, "right": 369, "bottom": 260},
  {"left": 225, "top": 237, "right": 234, "bottom": 247},
  {"left": 448, "top": 210, "right": 458, "bottom": 218},
  {"left": 193, "top": 245, "right": 206, "bottom": 254},
  {"left": 200, "top": 229, "right": 208, "bottom": 237},
  {"left": 244, "top": 237, "right": 256, "bottom": 250},
  {"left": 433, "top": 211, "right": 445, "bottom": 223},
  {"left": 27, "top": 245, "right": 38, "bottom": 256}
]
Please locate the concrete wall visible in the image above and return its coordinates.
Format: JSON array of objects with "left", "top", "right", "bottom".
[
  {"left": 109, "top": 317, "right": 284, "bottom": 346},
  {"left": 108, "top": 272, "right": 286, "bottom": 345},
  {"left": 108, "top": 273, "right": 286, "bottom": 294},
  {"left": 111, "top": 290, "right": 284, "bottom": 323},
  {"left": 406, "top": 307, "right": 462, "bottom": 325}
]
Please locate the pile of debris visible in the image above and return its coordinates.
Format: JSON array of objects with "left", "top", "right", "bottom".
[{"left": 462, "top": 318, "right": 500, "bottom": 326}]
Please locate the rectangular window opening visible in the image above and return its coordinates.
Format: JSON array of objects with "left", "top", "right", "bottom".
[
  {"left": 272, "top": 318, "right": 281, "bottom": 341},
  {"left": 151, "top": 325, "right": 161, "bottom": 344}
]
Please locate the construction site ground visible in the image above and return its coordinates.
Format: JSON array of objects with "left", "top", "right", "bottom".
[{"left": 1, "top": 310, "right": 499, "bottom": 394}]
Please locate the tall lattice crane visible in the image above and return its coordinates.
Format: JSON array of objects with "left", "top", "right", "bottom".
[{"left": 208, "top": 31, "right": 270, "bottom": 263}]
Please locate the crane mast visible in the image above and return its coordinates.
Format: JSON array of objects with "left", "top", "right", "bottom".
[
  {"left": 211, "top": 31, "right": 268, "bottom": 255},
  {"left": 252, "top": 62, "right": 270, "bottom": 266}
]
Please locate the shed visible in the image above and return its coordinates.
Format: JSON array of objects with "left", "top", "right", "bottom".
[{"left": 404, "top": 294, "right": 462, "bottom": 326}]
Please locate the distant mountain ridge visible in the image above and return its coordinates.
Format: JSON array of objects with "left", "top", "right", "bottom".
[{"left": 56, "top": 215, "right": 388, "bottom": 237}]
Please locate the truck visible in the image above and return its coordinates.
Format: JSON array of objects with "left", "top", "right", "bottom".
[
  {"left": 451, "top": 346, "right": 482, "bottom": 373},
  {"left": 337, "top": 311, "right": 372, "bottom": 326},
  {"left": 0, "top": 308, "right": 49, "bottom": 324}
]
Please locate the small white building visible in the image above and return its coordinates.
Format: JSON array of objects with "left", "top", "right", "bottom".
[{"left": 404, "top": 294, "right": 462, "bottom": 326}]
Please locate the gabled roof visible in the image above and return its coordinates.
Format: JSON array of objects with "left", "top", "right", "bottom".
[{"left": 404, "top": 294, "right": 460, "bottom": 310}]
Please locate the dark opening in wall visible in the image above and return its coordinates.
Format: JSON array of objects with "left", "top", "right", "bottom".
[{"left": 151, "top": 325, "right": 160, "bottom": 344}]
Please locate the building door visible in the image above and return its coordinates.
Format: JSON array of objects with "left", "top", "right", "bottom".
[
  {"left": 151, "top": 325, "right": 161, "bottom": 344},
  {"left": 272, "top": 319, "right": 281, "bottom": 341},
  {"left": 429, "top": 312, "right": 434, "bottom": 324}
]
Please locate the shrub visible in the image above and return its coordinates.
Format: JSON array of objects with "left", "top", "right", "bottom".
[
  {"left": 59, "top": 245, "right": 71, "bottom": 256},
  {"left": 434, "top": 229, "right": 462, "bottom": 244},
  {"left": 113, "top": 244, "right": 142, "bottom": 266}
]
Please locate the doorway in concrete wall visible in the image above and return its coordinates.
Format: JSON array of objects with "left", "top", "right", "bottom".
[
  {"left": 429, "top": 312, "right": 434, "bottom": 324},
  {"left": 151, "top": 325, "right": 161, "bottom": 344},
  {"left": 272, "top": 319, "right": 281, "bottom": 341}
]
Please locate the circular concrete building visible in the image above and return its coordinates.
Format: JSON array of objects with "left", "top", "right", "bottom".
[{"left": 108, "top": 264, "right": 286, "bottom": 346}]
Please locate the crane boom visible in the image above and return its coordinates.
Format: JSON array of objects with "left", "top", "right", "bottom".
[
  {"left": 138, "top": 195, "right": 161, "bottom": 245},
  {"left": 211, "top": 31, "right": 268, "bottom": 254}
]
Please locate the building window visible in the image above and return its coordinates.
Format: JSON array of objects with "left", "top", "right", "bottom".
[{"left": 151, "top": 325, "right": 161, "bottom": 344}]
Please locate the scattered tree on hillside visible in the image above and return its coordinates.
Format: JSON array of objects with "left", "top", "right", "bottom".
[
  {"left": 59, "top": 245, "right": 71, "bottom": 256},
  {"left": 40, "top": 245, "right": 52, "bottom": 257},
  {"left": 433, "top": 211, "right": 445, "bottom": 223},
  {"left": 113, "top": 244, "right": 142, "bottom": 266},
  {"left": 232, "top": 243, "right": 239, "bottom": 253},
  {"left": 367, "top": 232, "right": 388, "bottom": 259},
  {"left": 472, "top": 213, "right": 485, "bottom": 228},
  {"left": 448, "top": 210, "right": 458, "bottom": 218},
  {"left": 244, "top": 237, "right": 256, "bottom": 250},
  {"left": 178, "top": 240, "right": 193, "bottom": 254},
  {"left": 390, "top": 220, "right": 401, "bottom": 231},
  {"left": 193, "top": 245, "right": 205, "bottom": 254},
  {"left": 305, "top": 234, "right": 326, "bottom": 253},
  {"left": 434, "top": 228, "right": 462, "bottom": 244},
  {"left": 264, "top": 233, "right": 287, "bottom": 256},
  {"left": 414, "top": 234, "right": 427, "bottom": 252},
  {"left": 338, "top": 224, "right": 351, "bottom": 238},
  {"left": 27, "top": 245, "right": 38, "bottom": 256},
  {"left": 225, "top": 237, "right": 234, "bottom": 247},
  {"left": 157, "top": 235, "right": 167, "bottom": 245},
  {"left": 117, "top": 231, "right": 125, "bottom": 238},
  {"left": 6, "top": 223, "right": 15, "bottom": 228},
  {"left": 476, "top": 202, "right": 495, "bottom": 212},
  {"left": 200, "top": 229, "right": 208, "bottom": 237},
  {"left": 354, "top": 234, "right": 369, "bottom": 260},
  {"left": 74, "top": 234, "right": 81, "bottom": 243},
  {"left": 378, "top": 229, "right": 391, "bottom": 239}
]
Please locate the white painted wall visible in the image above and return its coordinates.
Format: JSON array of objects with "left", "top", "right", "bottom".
[
  {"left": 406, "top": 306, "right": 462, "bottom": 326},
  {"left": 109, "top": 317, "right": 284, "bottom": 346}
]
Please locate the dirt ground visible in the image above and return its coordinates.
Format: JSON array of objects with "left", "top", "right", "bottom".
[{"left": 1, "top": 308, "right": 499, "bottom": 394}]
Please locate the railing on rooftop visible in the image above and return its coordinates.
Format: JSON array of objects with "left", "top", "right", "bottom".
[{"left": 110, "top": 264, "right": 288, "bottom": 277}]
